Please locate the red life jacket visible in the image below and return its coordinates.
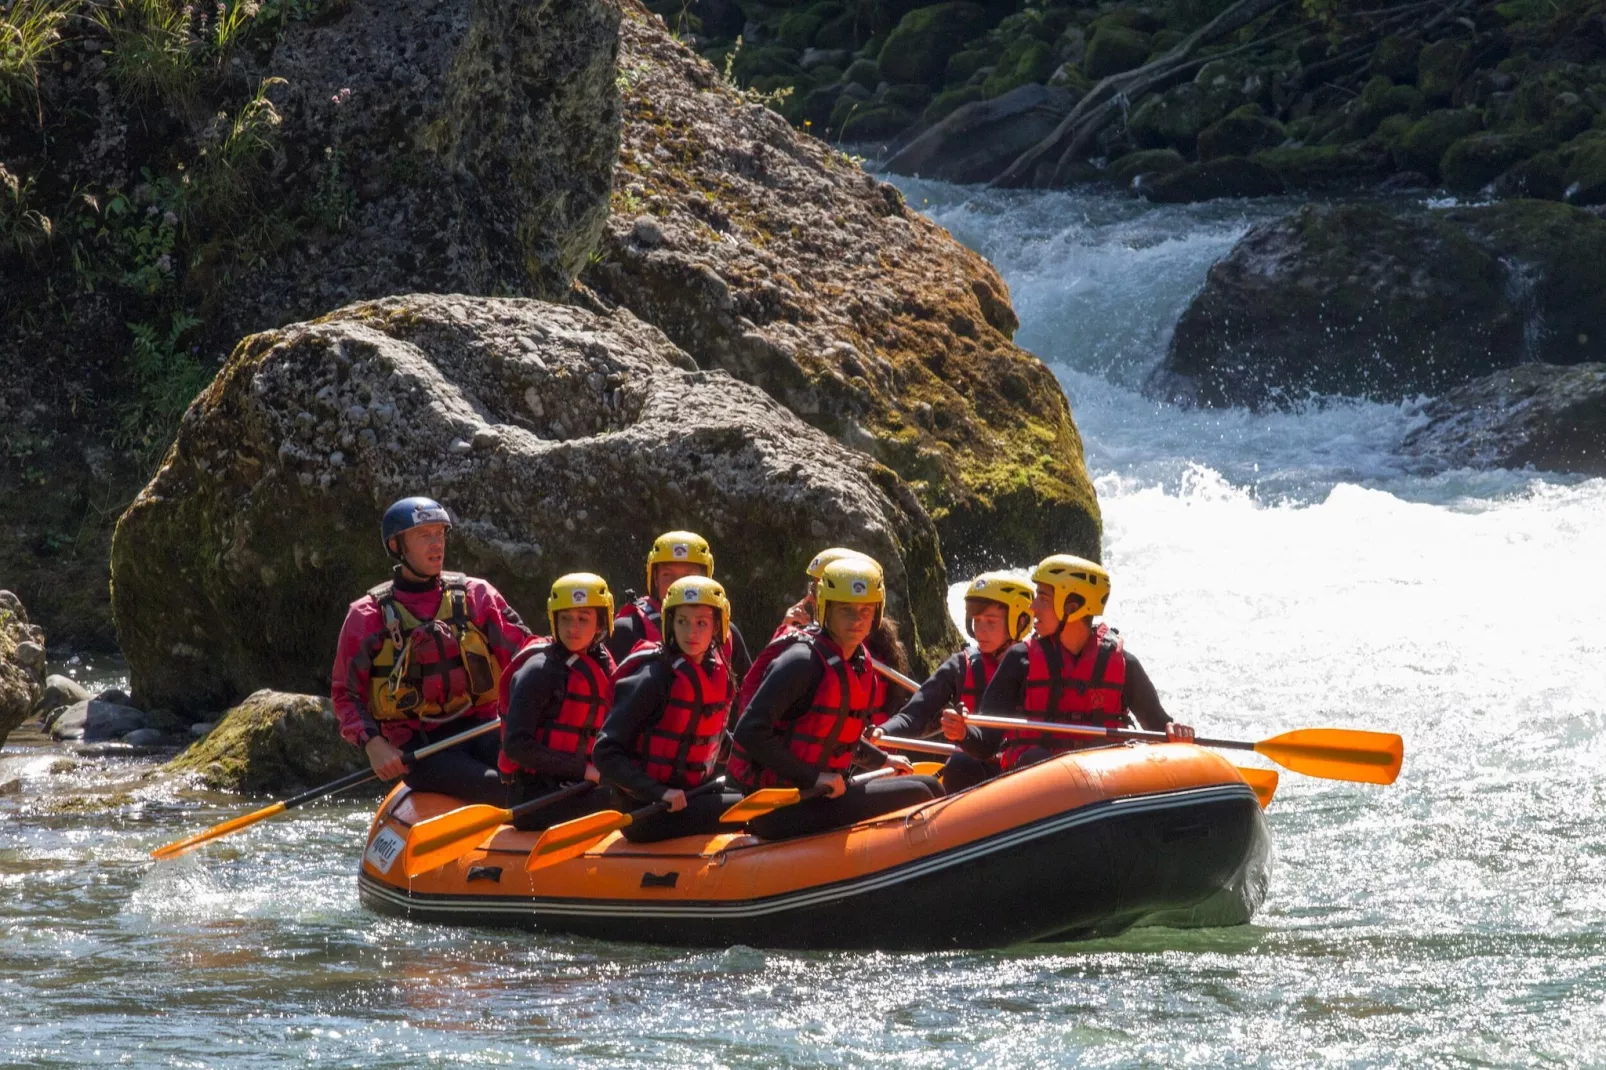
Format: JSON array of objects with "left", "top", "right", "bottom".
[
  {"left": 734, "top": 621, "right": 812, "bottom": 723},
  {"left": 617, "top": 595, "right": 737, "bottom": 668},
  {"left": 957, "top": 647, "right": 1002, "bottom": 713},
  {"left": 1000, "top": 625, "right": 1127, "bottom": 771},
  {"left": 495, "top": 638, "right": 613, "bottom": 776},
  {"left": 366, "top": 572, "right": 500, "bottom": 726},
  {"left": 727, "top": 634, "right": 885, "bottom": 791},
  {"left": 617, "top": 648, "right": 732, "bottom": 789}
]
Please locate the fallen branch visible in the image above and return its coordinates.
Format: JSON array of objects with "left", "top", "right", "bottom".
[{"left": 991, "top": 0, "right": 1297, "bottom": 189}]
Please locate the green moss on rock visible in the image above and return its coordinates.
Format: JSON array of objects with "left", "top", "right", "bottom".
[
  {"left": 1197, "top": 113, "right": 1285, "bottom": 160},
  {"left": 1417, "top": 39, "right": 1471, "bottom": 104},
  {"left": 879, "top": 3, "right": 990, "bottom": 86},
  {"left": 163, "top": 690, "right": 364, "bottom": 794},
  {"left": 1441, "top": 131, "right": 1551, "bottom": 192},
  {"left": 1392, "top": 108, "right": 1484, "bottom": 178},
  {"left": 1084, "top": 25, "right": 1151, "bottom": 80},
  {"left": 1107, "top": 148, "right": 1187, "bottom": 187}
]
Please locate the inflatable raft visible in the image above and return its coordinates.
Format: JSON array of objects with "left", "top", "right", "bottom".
[{"left": 358, "top": 742, "right": 1271, "bottom": 950}]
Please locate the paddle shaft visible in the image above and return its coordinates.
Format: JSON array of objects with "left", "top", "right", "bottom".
[
  {"left": 152, "top": 717, "right": 502, "bottom": 859},
  {"left": 283, "top": 716, "right": 503, "bottom": 810},
  {"left": 876, "top": 735, "right": 961, "bottom": 757},
  {"left": 962, "top": 712, "right": 1230, "bottom": 749}
]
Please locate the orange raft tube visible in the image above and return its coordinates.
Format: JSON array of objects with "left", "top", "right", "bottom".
[{"left": 358, "top": 742, "right": 1271, "bottom": 950}]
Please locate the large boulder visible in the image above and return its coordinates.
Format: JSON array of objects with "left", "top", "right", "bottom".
[
  {"left": 1402, "top": 363, "right": 1606, "bottom": 476},
  {"left": 163, "top": 691, "right": 365, "bottom": 793},
  {"left": 878, "top": 3, "right": 991, "bottom": 87},
  {"left": 1, "top": 0, "right": 623, "bottom": 650},
  {"left": 884, "top": 84, "right": 1077, "bottom": 185},
  {"left": 1152, "top": 201, "right": 1606, "bottom": 408},
  {"left": 0, "top": 591, "right": 46, "bottom": 745},
  {"left": 1134, "top": 157, "right": 1285, "bottom": 203},
  {"left": 584, "top": 3, "right": 1100, "bottom": 567},
  {"left": 111, "top": 294, "right": 961, "bottom": 715},
  {"left": 47, "top": 699, "right": 148, "bottom": 743}
]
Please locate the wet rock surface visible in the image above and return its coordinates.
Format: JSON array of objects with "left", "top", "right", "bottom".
[
  {"left": 1, "top": 592, "right": 46, "bottom": 745},
  {"left": 1151, "top": 200, "right": 1606, "bottom": 409},
  {"left": 111, "top": 293, "right": 961, "bottom": 715},
  {"left": 163, "top": 690, "right": 365, "bottom": 794},
  {"left": 585, "top": 4, "right": 1099, "bottom": 567},
  {"left": 1402, "top": 363, "right": 1606, "bottom": 476}
]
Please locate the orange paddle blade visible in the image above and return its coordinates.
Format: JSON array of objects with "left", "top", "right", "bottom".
[
  {"left": 1234, "top": 766, "right": 1279, "bottom": 808},
  {"left": 151, "top": 801, "right": 287, "bottom": 860},
  {"left": 401, "top": 804, "right": 514, "bottom": 878},
  {"left": 526, "top": 810, "right": 630, "bottom": 872},
  {"left": 910, "top": 761, "right": 945, "bottom": 777},
  {"left": 1254, "top": 728, "right": 1403, "bottom": 785},
  {"left": 718, "top": 788, "right": 802, "bottom": 823}
]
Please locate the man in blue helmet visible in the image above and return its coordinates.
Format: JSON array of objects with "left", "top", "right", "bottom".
[{"left": 330, "top": 497, "right": 531, "bottom": 803}]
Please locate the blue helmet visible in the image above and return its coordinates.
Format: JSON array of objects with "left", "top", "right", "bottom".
[{"left": 381, "top": 496, "right": 452, "bottom": 557}]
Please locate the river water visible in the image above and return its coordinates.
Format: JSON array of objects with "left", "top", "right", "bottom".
[{"left": 4, "top": 182, "right": 1604, "bottom": 1067}]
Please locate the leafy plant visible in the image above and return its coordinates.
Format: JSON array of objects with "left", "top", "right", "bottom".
[
  {"left": 308, "top": 143, "right": 353, "bottom": 231},
  {"left": 720, "top": 35, "right": 795, "bottom": 110},
  {"left": 69, "top": 169, "right": 189, "bottom": 294},
  {"left": 194, "top": 75, "right": 285, "bottom": 220},
  {"left": 116, "top": 309, "right": 211, "bottom": 460},
  {"left": 95, "top": 0, "right": 275, "bottom": 103},
  {"left": 0, "top": 0, "right": 72, "bottom": 122},
  {"left": 1, "top": 160, "right": 54, "bottom": 257}
]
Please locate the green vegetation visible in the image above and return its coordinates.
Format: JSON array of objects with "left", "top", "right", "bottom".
[
  {"left": 0, "top": 0, "right": 71, "bottom": 120},
  {"left": 117, "top": 310, "right": 210, "bottom": 462}
]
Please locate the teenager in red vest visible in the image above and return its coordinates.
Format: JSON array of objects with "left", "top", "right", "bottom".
[
  {"left": 331, "top": 497, "right": 529, "bottom": 804},
  {"left": 498, "top": 573, "right": 621, "bottom": 830},
  {"left": 958, "top": 555, "right": 1194, "bottom": 771},
  {"left": 728, "top": 557, "right": 940, "bottom": 840},
  {"left": 594, "top": 576, "right": 745, "bottom": 842},
  {"left": 871, "top": 571, "right": 1036, "bottom": 792},
  {"left": 606, "top": 530, "right": 751, "bottom": 685}
]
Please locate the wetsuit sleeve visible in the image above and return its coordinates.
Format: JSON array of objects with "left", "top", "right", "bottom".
[
  {"left": 967, "top": 643, "right": 1031, "bottom": 759},
  {"left": 594, "top": 660, "right": 674, "bottom": 803},
  {"left": 876, "top": 651, "right": 964, "bottom": 739},
  {"left": 1122, "top": 652, "right": 1172, "bottom": 732},
  {"left": 331, "top": 599, "right": 385, "bottom": 747},
  {"left": 501, "top": 653, "right": 589, "bottom": 781},
  {"left": 469, "top": 580, "right": 532, "bottom": 667},
  {"left": 606, "top": 612, "right": 643, "bottom": 664},
  {"left": 727, "top": 620, "right": 752, "bottom": 688},
  {"left": 733, "top": 643, "right": 827, "bottom": 790}
]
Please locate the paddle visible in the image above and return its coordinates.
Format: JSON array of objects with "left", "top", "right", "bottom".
[
  {"left": 868, "top": 661, "right": 1392, "bottom": 788},
  {"left": 400, "top": 781, "right": 596, "bottom": 878},
  {"left": 526, "top": 777, "right": 727, "bottom": 873},
  {"left": 1235, "top": 766, "right": 1279, "bottom": 808},
  {"left": 962, "top": 713, "right": 1402, "bottom": 785},
  {"left": 717, "top": 766, "right": 900, "bottom": 824},
  {"left": 151, "top": 718, "right": 504, "bottom": 860}
]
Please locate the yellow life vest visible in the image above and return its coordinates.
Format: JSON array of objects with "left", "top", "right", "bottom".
[{"left": 367, "top": 572, "right": 501, "bottom": 725}]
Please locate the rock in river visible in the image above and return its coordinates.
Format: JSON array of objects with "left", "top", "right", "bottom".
[
  {"left": 163, "top": 690, "right": 365, "bottom": 794},
  {"left": 111, "top": 294, "right": 960, "bottom": 715},
  {"left": 1402, "top": 363, "right": 1606, "bottom": 476},
  {"left": 585, "top": 3, "right": 1100, "bottom": 567},
  {"left": 1, "top": 591, "right": 46, "bottom": 745}
]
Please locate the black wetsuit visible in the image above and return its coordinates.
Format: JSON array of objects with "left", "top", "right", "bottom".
[
  {"left": 500, "top": 645, "right": 621, "bottom": 830},
  {"left": 877, "top": 647, "right": 1004, "bottom": 793},
  {"left": 734, "top": 640, "right": 942, "bottom": 840},
  {"left": 607, "top": 610, "right": 754, "bottom": 688},
  {"left": 593, "top": 649, "right": 743, "bottom": 843}
]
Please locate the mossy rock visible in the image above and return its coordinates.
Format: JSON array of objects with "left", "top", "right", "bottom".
[
  {"left": 845, "top": 57, "right": 881, "bottom": 89},
  {"left": 1417, "top": 39, "right": 1472, "bottom": 104},
  {"left": 1197, "top": 113, "right": 1286, "bottom": 160},
  {"left": 1135, "top": 157, "right": 1285, "bottom": 203},
  {"left": 1048, "top": 63, "right": 1093, "bottom": 94},
  {"left": 1149, "top": 29, "right": 1185, "bottom": 55},
  {"left": 1107, "top": 148, "right": 1186, "bottom": 188},
  {"left": 1084, "top": 25, "right": 1151, "bottom": 80},
  {"left": 1129, "top": 82, "right": 1241, "bottom": 154},
  {"left": 1392, "top": 108, "right": 1484, "bottom": 178},
  {"left": 802, "top": 82, "right": 848, "bottom": 127},
  {"left": 840, "top": 103, "right": 919, "bottom": 140},
  {"left": 1561, "top": 130, "right": 1606, "bottom": 205},
  {"left": 924, "top": 84, "right": 987, "bottom": 122},
  {"left": 1368, "top": 35, "right": 1422, "bottom": 83},
  {"left": 163, "top": 691, "right": 365, "bottom": 794},
  {"left": 1089, "top": 10, "right": 1161, "bottom": 35},
  {"left": 731, "top": 44, "right": 803, "bottom": 82},
  {"left": 882, "top": 82, "right": 933, "bottom": 110},
  {"left": 982, "top": 38, "right": 1057, "bottom": 98},
  {"left": 1441, "top": 131, "right": 1551, "bottom": 192},
  {"left": 879, "top": 2, "right": 991, "bottom": 87},
  {"left": 777, "top": 10, "right": 826, "bottom": 49},
  {"left": 945, "top": 48, "right": 993, "bottom": 83},
  {"left": 1251, "top": 142, "right": 1391, "bottom": 187},
  {"left": 1492, "top": 151, "right": 1565, "bottom": 199}
]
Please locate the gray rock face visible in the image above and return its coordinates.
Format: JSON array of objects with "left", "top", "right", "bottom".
[
  {"left": 111, "top": 294, "right": 961, "bottom": 715},
  {"left": 1402, "top": 363, "right": 1606, "bottom": 475},
  {"left": 1152, "top": 201, "right": 1606, "bottom": 408},
  {"left": 36, "top": 674, "right": 91, "bottom": 715},
  {"left": 884, "top": 84, "right": 1077, "bottom": 185},
  {"left": 1, "top": 592, "right": 45, "bottom": 745},
  {"left": 49, "top": 699, "right": 148, "bottom": 743}
]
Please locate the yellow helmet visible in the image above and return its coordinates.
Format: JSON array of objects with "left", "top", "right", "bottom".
[
  {"left": 1031, "top": 554, "right": 1110, "bottom": 625},
  {"left": 805, "top": 546, "right": 870, "bottom": 581},
  {"left": 964, "top": 571, "right": 1035, "bottom": 642},
  {"left": 646, "top": 530, "right": 714, "bottom": 593},
  {"left": 547, "top": 572, "right": 615, "bottom": 638},
  {"left": 662, "top": 575, "right": 731, "bottom": 645},
  {"left": 816, "top": 556, "right": 885, "bottom": 628}
]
